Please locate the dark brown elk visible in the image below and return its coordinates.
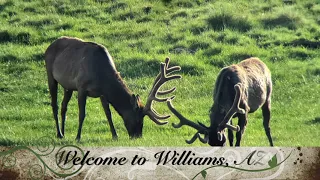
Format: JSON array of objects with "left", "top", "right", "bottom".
[
  {"left": 45, "top": 36, "right": 181, "bottom": 142},
  {"left": 167, "top": 57, "right": 273, "bottom": 146}
]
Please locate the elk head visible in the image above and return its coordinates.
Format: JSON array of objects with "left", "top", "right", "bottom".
[
  {"left": 167, "top": 83, "right": 245, "bottom": 146},
  {"left": 125, "top": 57, "right": 181, "bottom": 138}
]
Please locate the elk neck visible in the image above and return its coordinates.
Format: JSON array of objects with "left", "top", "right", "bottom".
[
  {"left": 106, "top": 72, "right": 138, "bottom": 116},
  {"left": 210, "top": 65, "right": 247, "bottom": 127}
]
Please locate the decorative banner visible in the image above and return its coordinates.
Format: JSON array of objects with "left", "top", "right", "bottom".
[{"left": 0, "top": 138, "right": 319, "bottom": 179}]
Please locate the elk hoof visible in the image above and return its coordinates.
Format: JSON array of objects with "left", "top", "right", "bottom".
[
  {"left": 75, "top": 137, "right": 81, "bottom": 143},
  {"left": 57, "top": 133, "right": 64, "bottom": 139},
  {"left": 112, "top": 135, "right": 118, "bottom": 141}
]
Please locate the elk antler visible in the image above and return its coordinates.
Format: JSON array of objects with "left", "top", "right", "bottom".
[
  {"left": 143, "top": 57, "right": 181, "bottom": 125},
  {"left": 167, "top": 98, "right": 209, "bottom": 144},
  {"left": 217, "top": 83, "right": 245, "bottom": 140}
]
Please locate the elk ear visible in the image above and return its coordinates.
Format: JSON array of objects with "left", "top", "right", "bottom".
[
  {"left": 136, "top": 94, "right": 141, "bottom": 102},
  {"left": 130, "top": 94, "right": 140, "bottom": 109}
]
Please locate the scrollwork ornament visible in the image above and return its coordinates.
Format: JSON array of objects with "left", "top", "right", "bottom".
[
  {"left": 0, "top": 136, "right": 85, "bottom": 179},
  {"left": 28, "top": 164, "right": 45, "bottom": 180},
  {"left": 2, "top": 153, "right": 16, "bottom": 168}
]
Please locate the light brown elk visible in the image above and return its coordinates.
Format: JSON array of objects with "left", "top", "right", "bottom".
[
  {"left": 167, "top": 58, "right": 274, "bottom": 146},
  {"left": 45, "top": 36, "right": 181, "bottom": 141}
]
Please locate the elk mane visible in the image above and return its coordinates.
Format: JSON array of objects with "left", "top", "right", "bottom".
[
  {"left": 114, "top": 71, "right": 133, "bottom": 95},
  {"left": 213, "top": 66, "right": 248, "bottom": 107}
]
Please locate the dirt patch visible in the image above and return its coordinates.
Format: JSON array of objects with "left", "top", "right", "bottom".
[
  {"left": 306, "top": 149, "right": 320, "bottom": 179},
  {"left": 0, "top": 169, "right": 19, "bottom": 180}
]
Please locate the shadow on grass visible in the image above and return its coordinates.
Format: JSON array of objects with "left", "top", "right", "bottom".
[
  {"left": 0, "top": 54, "right": 20, "bottom": 62},
  {"left": 261, "top": 14, "right": 300, "bottom": 30},
  {"left": 207, "top": 14, "right": 252, "bottom": 32},
  {"left": 171, "top": 11, "right": 188, "bottom": 19},
  {"left": 23, "top": 7, "right": 37, "bottom": 13},
  {"left": 0, "top": 138, "right": 21, "bottom": 146},
  {"left": 4, "top": 64, "right": 30, "bottom": 76},
  {"left": 105, "top": 2, "right": 128, "bottom": 14},
  {"left": 228, "top": 53, "right": 253, "bottom": 62},
  {"left": 0, "top": 53, "right": 46, "bottom": 63},
  {"left": 24, "top": 19, "right": 55, "bottom": 28},
  {"left": 288, "top": 50, "right": 313, "bottom": 61},
  {"left": 0, "top": 30, "right": 32, "bottom": 45},
  {"left": 118, "top": 58, "right": 204, "bottom": 78},
  {"left": 202, "top": 47, "right": 222, "bottom": 57},
  {"left": 189, "top": 41, "right": 211, "bottom": 52},
  {"left": 55, "top": 23, "right": 74, "bottom": 31},
  {"left": 207, "top": 54, "right": 254, "bottom": 68},
  {"left": 0, "top": 137, "right": 70, "bottom": 146},
  {"left": 305, "top": 117, "right": 320, "bottom": 125},
  {"left": 136, "top": 17, "right": 152, "bottom": 23},
  {"left": 310, "top": 68, "right": 320, "bottom": 76},
  {"left": 0, "top": 1, "right": 14, "bottom": 12},
  {"left": 284, "top": 38, "right": 320, "bottom": 49},
  {"left": 32, "top": 53, "right": 45, "bottom": 62}
]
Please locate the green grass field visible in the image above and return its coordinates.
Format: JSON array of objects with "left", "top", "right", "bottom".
[{"left": 0, "top": 0, "right": 319, "bottom": 147}]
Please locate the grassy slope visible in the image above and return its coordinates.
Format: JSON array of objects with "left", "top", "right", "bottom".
[{"left": 0, "top": 0, "right": 319, "bottom": 146}]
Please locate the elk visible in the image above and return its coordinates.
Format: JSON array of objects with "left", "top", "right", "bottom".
[
  {"left": 45, "top": 36, "right": 181, "bottom": 142},
  {"left": 167, "top": 57, "right": 273, "bottom": 146}
]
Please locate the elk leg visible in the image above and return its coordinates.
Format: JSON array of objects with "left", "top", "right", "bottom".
[
  {"left": 235, "top": 113, "right": 247, "bottom": 146},
  {"left": 262, "top": 100, "right": 273, "bottom": 146},
  {"left": 48, "top": 78, "right": 63, "bottom": 138},
  {"left": 228, "top": 119, "right": 234, "bottom": 146},
  {"left": 61, "top": 89, "right": 73, "bottom": 136},
  {"left": 100, "top": 96, "right": 118, "bottom": 140},
  {"left": 76, "top": 90, "right": 87, "bottom": 142}
]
